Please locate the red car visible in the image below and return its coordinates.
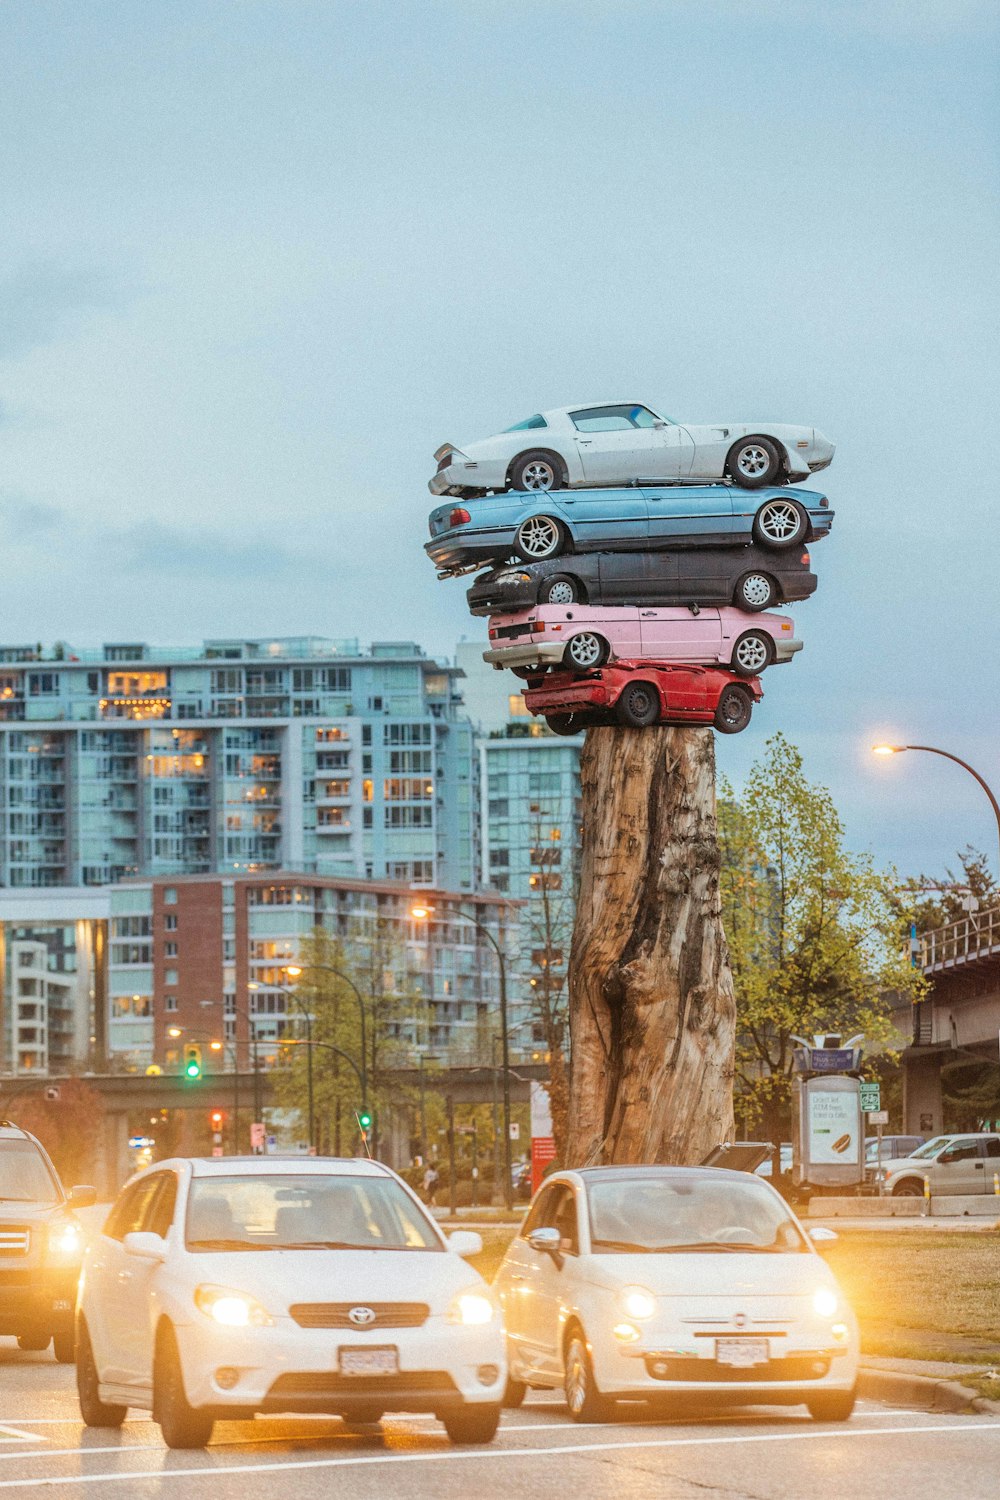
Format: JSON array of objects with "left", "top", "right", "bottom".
[{"left": 521, "top": 661, "right": 763, "bottom": 733}]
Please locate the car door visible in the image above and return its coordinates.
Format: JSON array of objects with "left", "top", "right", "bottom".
[
  {"left": 523, "top": 1185, "right": 581, "bottom": 1377},
  {"left": 497, "top": 1185, "right": 556, "bottom": 1374},
  {"left": 87, "top": 1176, "right": 162, "bottom": 1382},
  {"left": 638, "top": 608, "right": 723, "bottom": 663},
  {"left": 116, "top": 1172, "right": 178, "bottom": 1386},
  {"left": 644, "top": 484, "right": 739, "bottom": 544},
  {"left": 929, "top": 1138, "right": 986, "bottom": 1195},
  {"left": 984, "top": 1137, "right": 1000, "bottom": 1192},
  {"left": 597, "top": 552, "right": 677, "bottom": 605},
  {"left": 558, "top": 486, "right": 649, "bottom": 550},
  {"left": 676, "top": 547, "right": 742, "bottom": 605},
  {"left": 569, "top": 405, "right": 687, "bottom": 485}
]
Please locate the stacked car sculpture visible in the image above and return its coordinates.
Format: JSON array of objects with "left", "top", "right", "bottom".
[{"left": 426, "top": 401, "right": 835, "bottom": 734}]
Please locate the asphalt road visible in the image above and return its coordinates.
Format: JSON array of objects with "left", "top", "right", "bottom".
[{"left": 1, "top": 1340, "right": 999, "bottom": 1499}]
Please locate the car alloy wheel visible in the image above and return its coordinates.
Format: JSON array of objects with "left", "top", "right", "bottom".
[
  {"left": 732, "top": 631, "right": 772, "bottom": 676},
  {"left": 565, "top": 632, "right": 607, "bottom": 671},
  {"left": 736, "top": 572, "right": 775, "bottom": 610},
  {"left": 564, "top": 1331, "right": 613, "bottom": 1422},
  {"left": 753, "top": 498, "right": 807, "bottom": 549},
  {"left": 512, "top": 451, "right": 562, "bottom": 492},
  {"left": 730, "top": 436, "right": 780, "bottom": 488},
  {"left": 515, "top": 515, "right": 564, "bottom": 561}
]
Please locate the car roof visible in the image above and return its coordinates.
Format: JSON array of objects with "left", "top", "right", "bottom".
[
  {"left": 542, "top": 402, "right": 657, "bottom": 418},
  {"left": 152, "top": 1156, "right": 394, "bottom": 1179},
  {"left": 551, "top": 1165, "right": 762, "bottom": 1187},
  {"left": 0, "top": 1123, "right": 35, "bottom": 1141}
]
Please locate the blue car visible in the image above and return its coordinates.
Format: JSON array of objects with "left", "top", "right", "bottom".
[{"left": 425, "top": 483, "right": 833, "bottom": 574}]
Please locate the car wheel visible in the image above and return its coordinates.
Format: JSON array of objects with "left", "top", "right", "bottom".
[
  {"left": 545, "top": 714, "right": 584, "bottom": 736},
  {"left": 727, "top": 435, "right": 781, "bottom": 488},
  {"left": 806, "top": 1387, "right": 857, "bottom": 1422},
  {"left": 731, "top": 630, "right": 774, "bottom": 677},
  {"left": 891, "top": 1180, "right": 924, "bottom": 1198},
  {"left": 713, "top": 684, "right": 753, "bottom": 734},
  {"left": 155, "top": 1324, "right": 215, "bottom": 1450},
  {"left": 17, "top": 1333, "right": 50, "bottom": 1352},
  {"left": 752, "top": 498, "right": 808, "bottom": 550},
  {"left": 564, "top": 1328, "right": 614, "bottom": 1423},
  {"left": 76, "top": 1321, "right": 127, "bottom": 1428},
  {"left": 441, "top": 1403, "right": 502, "bottom": 1445},
  {"left": 514, "top": 515, "right": 566, "bottom": 562},
  {"left": 53, "top": 1329, "right": 75, "bottom": 1364},
  {"left": 615, "top": 680, "right": 660, "bottom": 727},
  {"left": 511, "top": 451, "right": 563, "bottom": 493},
  {"left": 734, "top": 571, "right": 776, "bottom": 611},
  {"left": 563, "top": 632, "right": 609, "bottom": 671},
  {"left": 539, "top": 573, "right": 583, "bottom": 606},
  {"left": 502, "top": 1376, "right": 527, "bottom": 1409}
]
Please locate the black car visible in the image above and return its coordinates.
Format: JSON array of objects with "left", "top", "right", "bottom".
[
  {"left": 466, "top": 544, "right": 817, "bottom": 616},
  {"left": 0, "top": 1121, "right": 96, "bottom": 1361}
]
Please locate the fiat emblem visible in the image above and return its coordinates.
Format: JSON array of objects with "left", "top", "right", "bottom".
[
  {"left": 734, "top": 1312, "right": 747, "bottom": 1328},
  {"left": 348, "top": 1306, "right": 377, "bottom": 1326}
]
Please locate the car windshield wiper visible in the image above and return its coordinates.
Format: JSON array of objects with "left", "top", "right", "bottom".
[
  {"left": 591, "top": 1239, "right": 655, "bottom": 1253},
  {"left": 186, "top": 1238, "right": 262, "bottom": 1251},
  {"left": 270, "top": 1240, "right": 380, "bottom": 1250},
  {"left": 650, "top": 1242, "right": 774, "bottom": 1254}
]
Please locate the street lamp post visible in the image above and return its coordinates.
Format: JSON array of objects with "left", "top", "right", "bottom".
[
  {"left": 284, "top": 964, "right": 369, "bottom": 1108},
  {"left": 872, "top": 743, "right": 1000, "bottom": 875},
  {"left": 412, "top": 901, "right": 514, "bottom": 1211},
  {"left": 279, "top": 1038, "right": 370, "bottom": 1155}
]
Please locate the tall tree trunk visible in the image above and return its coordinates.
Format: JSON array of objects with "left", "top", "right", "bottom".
[{"left": 566, "top": 726, "right": 736, "bottom": 1165}]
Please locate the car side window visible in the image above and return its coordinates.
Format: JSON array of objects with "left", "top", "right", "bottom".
[
  {"left": 142, "top": 1174, "right": 178, "bottom": 1238},
  {"left": 984, "top": 1139, "right": 1000, "bottom": 1158},
  {"left": 552, "top": 1187, "right": 579, "bottom": 1255},
  {"left": 571, "top": 405, "right": 641, "bottom": 433},
  {"left": 104, "top": 1176, "right": 161, "bottom": 1243},
  {"left": 941, "top": 1139, "right": 979, "bottom": 1163},
  {"left": 521, "top": 1186, "right": 554, "bottom": 1239}
]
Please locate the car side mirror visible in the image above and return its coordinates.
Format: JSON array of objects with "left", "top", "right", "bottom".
[
  {"left": 527, "top": 1226, "right": 564, "bottom": 1267},
  {"left": 67, "top": 1185, "right": 97, "bottom": 1209},
  {"left": 808, "top": 1226, "right": 838, "bottom": 1252},
  {"left": 123, "top": 1230, "right": 168, "bottom": 1262},
  {"left": 447, "top": 1230, "right": 483, "bottom": 1259}
]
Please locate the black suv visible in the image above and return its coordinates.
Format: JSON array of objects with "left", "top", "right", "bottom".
[{"left": 0, "top": 1121, "right": 96, "bottom": 1361}]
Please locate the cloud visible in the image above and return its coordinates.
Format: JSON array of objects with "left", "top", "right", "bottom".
[
  {"left": 0, "top": 262, "right": 132, "bottom": 361},
  {"left": 114, "top": 521, "right": 326, "bottom": 581},
  {"left": 0, "top": 493, "right": 63, "bottom": 538}
]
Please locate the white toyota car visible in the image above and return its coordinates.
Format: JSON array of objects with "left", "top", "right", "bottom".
[
  {"left": 430, "top": 403, "right": 835, "bottom": 497},
  {"left": 76, "top": 1157, "right": 504, "bottom": 1449},
  {"left": 493, "top": 1166, "right": 858, "bottom": 1423}
]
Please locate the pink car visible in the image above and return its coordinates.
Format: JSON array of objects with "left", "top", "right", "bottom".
[{"left": 483, "top": 604, "right": 801, "bottom": 676}]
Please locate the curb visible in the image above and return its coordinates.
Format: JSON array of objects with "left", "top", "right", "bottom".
[{"left": 859, "top": 1365, "right": 1000, "bottom": 1415}]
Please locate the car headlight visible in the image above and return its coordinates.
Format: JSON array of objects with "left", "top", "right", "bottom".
[
  {"left": 47, "top": 1220, "right": 83, "bottom": 1258},
  {"left": 813, "top": 1287, "right": 839, "bottom": 1319},
  {"left": 449, "top": 1289, "right": 495, "bottom": 1327},
  {"left": 619, "top": 1286, "right": 657, "bottom": 1320},
  {"left": 495, "top": 571, "right": 532, "bottom": 583},
  {"left": 194, "top": 1285, "right": 273, "bottom": 1328}
]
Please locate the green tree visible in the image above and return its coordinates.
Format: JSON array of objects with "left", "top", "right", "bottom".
[
  {"left": 719, "top": 733, "right": 924, "bottom": 1140},
  {"left": 909, "top": 845, "right": 999, "bottom": 931}
]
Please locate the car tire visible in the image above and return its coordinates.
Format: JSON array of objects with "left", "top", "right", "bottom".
[
  {"left": 806, "top": 1387, "right": 857, "bottom": 1422},
  {"left": 155, "top": 1323, "right": 215, "bottom": 1450},
  {"left": 502, "top": 1376, "right": 527, "bottom": 1409},
  {"left": 727, "top": 435, "right": 782, "bottom": 488},
  {"left": 891, "top": 1180, "right": 924, "bottom": 1198},
  {"left": 514, "top": 515, "right": 566, "bottom": 562},
  {"left": 615, "top": 680, "right": 660, "bottom": 727},
  {"left": 545, "top": 714, "right": 584, "bottom": 736},
  {"left": 564, "top": 1328, "right": 614, "bottom": 1423},
  {"left": 733, "top": 571, "right": 777, "bottom": 611},
  {"left": 76, "top": 1321, "right": 127, "bottom": 1428},
  {"left": 539, "top": 573, "right": 584, "bottom": 606},
  {"left": 53, "top": 1329, "right": 75, "bottom": 1364},
  {"left": 441, "top": 1402, "right": 502, "bottom": 1445},
  {"left": 17, "top": 1334, "right": 50, "bottom": 1352},
  {"left": 713, "top": 684, "right": 753, "bottom": 734},
  {"left": 731, "top": 630, "right": 774, "bottom": 677},
  {"left": 563, "top": 632, "right": 609, "bottom": 671},
  {"left": 752, "top": 498, "right": 808, "bottom": 550},
  {"left": 510, "top": 451, "right": 564, "bottom": 493}
]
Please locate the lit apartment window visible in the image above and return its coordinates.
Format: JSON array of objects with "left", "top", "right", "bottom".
[{"left": 164, "top": 888, "right": 177, "bottom": 905}]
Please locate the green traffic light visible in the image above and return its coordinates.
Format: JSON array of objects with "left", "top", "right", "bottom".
[
  {"left": 358, "top": 1109, "right": 372, "bottom": 1131},
  {"left": 185, "top": 1060, "right": 201, "bottom": 1079}
]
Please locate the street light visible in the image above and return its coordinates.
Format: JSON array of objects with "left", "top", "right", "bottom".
[
  {"left": 249, "top": 980, "right": 316, "bottom": 1152},
  {"left": 411, "top": 901, "right": 514, "bottom": 1211},
  {"left": 872, "top": 743, "right": 1000, "bottom": 875},
  {"left": 283, "top": 964, "right": 369, "bottom": 1108}
]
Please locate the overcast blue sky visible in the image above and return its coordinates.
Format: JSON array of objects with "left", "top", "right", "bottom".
[{"left": 1, "top": 0, "right": 998, "bottom": 880}]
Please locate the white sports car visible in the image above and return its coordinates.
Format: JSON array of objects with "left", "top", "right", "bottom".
[{"left": 430, "top": 403, "right": 835, "bottom": 497}]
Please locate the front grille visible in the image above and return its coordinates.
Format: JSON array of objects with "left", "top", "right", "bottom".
[
  {"left": 491, "top": 620, "right": 536, "bottom": 640},
  {"left": 289, "top": 1302, "right": 429, "bottom": 1330},
  {"left": 0, "top": 1229, "right": 30, "bottom": 1255},
  {"left": 646, "top": 1355, "right": 830, "bottom": 1384},
  {"left": 266, "top": 1371, "right": 456, "bottom": 1398}
]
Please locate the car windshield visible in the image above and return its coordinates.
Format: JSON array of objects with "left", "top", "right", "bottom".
[
  {"left": 504, "top": 414, "right": 548, "bottom": 432},
  {"left": 910, "top": 1137, "right": 948, "bottom": 1160},
  {"left": 0, "top": 1139, "right": 60, "bottom": 1204},
  {"left": 587, "top": 1176, "right": 807, "bottom": 1254},
  {"left": 185, "top": 1174, "right": 443, "bottom": 1252}
]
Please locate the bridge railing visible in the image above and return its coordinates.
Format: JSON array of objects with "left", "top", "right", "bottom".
[{"left": 920, "top": 905, "right": 1000, "bottom": 972}]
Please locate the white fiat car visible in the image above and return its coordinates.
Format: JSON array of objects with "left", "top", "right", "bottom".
[
  {"left": 493, "top": 1167, "right": 858, "bottom": 1423},
  {"left": 430, "top": 403, "right": 835, "bottom": 497},
  {"left": 76, "top": 1157, "right": 504, "bottom": 1449}
]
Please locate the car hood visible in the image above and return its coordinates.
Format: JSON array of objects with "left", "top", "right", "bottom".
[
  {"left": 0, "top": 1200, "right": 65, "bottom": 1223},
  {"left": 591, "top": 1251, "right": 832, "bottom": 1301},
  {"left": 178, "top": 1247, "right": 485, "bottom": 1314}
]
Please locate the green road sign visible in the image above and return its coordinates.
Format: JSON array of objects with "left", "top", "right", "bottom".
[{"left": 860, "top": 1081, "right": 881, "bottom": 1112}]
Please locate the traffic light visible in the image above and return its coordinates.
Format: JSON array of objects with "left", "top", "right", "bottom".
[
  {"left": 183, "top": 1044, "right": 202, "bottom": 1080},
  {"left": 356, "top": 1106, "right": 373, "bottom": 1135},
  {"left": 210, "top": 1110, "right": 224, "bottom": 1131}
]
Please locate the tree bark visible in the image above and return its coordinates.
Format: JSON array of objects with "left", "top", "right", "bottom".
[{"left": 565, "top": 725, "right": 736, "bottom": 1165}]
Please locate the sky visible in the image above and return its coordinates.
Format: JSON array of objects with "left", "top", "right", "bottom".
[{"left": 1, "top": 0, "right": 998, "bottom": 882}]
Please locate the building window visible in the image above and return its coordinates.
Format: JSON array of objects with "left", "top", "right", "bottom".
[
  {"left": 164, "top": 993, "right": 177, "bottom": 1012},
  {"left": 164, "top": 914, "right": 178, "bottom": 931},
  {"left": 164, "top": 968, "right": 178, "bottom": 986},
  {"left": 164, "top": 888, "right": 177, "bottom": 905},
  {"left": 165, "top": 942, "right": 177, "bottom": 957}
]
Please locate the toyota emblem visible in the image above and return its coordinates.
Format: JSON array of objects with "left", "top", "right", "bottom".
[{"left": 348, "top": 1306, "right": 377, "bottom": 1326}]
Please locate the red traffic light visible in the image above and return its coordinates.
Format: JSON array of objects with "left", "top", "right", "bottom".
[{"left": 210, "top": 1111, "right": 224, "bottom": 1129}]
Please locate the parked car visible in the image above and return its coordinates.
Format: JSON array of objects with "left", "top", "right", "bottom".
[
  {"left": 0, "top": 1121, "right": 96, "bottom": 1363},
  {"left": 426, "top": 485, "right": 832, "bottom": 575},
  {"left": 878, "top": 1133, "right": 1000, "bottom": 1196},
  {"left": 863, "top": 1135, "right": 924, "bottom": 1170},
  {"left": 483, "top": 604, "right": 801, "bottom": 677},
  {"left": 430, "top": 404, "right": 835, "bottom": 496},
  {"left": 522, "top": 662, "right": 763, "bottom": 733},
  {"left": 492, "top": 1166, "right": 858, "bottom": 1422},
  {"left": 76, "top": 1156, "right": 504, "bottom": 1449},
  {"left": 467, "top": 545, "right": 817, "bottom": 617}
]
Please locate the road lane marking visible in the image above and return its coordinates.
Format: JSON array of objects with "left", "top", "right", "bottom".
[
  {"left": 0, "top": 1418, "right": 996, "bottom": 1488},
  {"left": 0, "top": 1430, "right": 44, "bottom": 1445}
]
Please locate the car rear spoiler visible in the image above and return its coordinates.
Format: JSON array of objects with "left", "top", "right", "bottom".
[
  {"left": 434, "top": 443, "right": 468, "bottom": 463},
  {"left": 701, "top": 1142, "right": 775, "bottom": 1174}
]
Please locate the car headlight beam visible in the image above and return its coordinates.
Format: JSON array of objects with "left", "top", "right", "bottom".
[
  {"left": 619, "top": 1286, "right": 657, "bottom": 1320},
  {"left": 195, "top": 1284, "right": 273, "bottom": 1328},
  {"left": 47, "top": 1221, "right": 83, "bottom": 1258},
  {"left": 449, "top": 1289, "right": 495, "bottom": 1327},
  {"left": 813, "top": 1286, "right": 839, "bottom": 1319}
]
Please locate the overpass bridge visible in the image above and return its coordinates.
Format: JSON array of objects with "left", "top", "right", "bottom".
[{"left": 903, "top": 909, "right": 1000, "bottom": 1133}]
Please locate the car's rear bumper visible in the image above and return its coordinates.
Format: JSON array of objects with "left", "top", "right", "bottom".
[
  {"left": 805, "top": 508, "right": 834, "bottom": 541},
  {"left": 425, "top": 529, "right": 516, "bottom": 572},
  {"left": 772, "top": 638, "right": 804, "bottom": 664},
  {"left": 483, "top": 643, "right": 564, "bottom": 669}
]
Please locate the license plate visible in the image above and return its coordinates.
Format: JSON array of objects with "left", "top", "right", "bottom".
[
  {"left": 715, "top": 1338, "right": 769, "bottom": 1368},
  {"left": 338, "top": 1346, "right": 399, "bottom": 1376}
]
